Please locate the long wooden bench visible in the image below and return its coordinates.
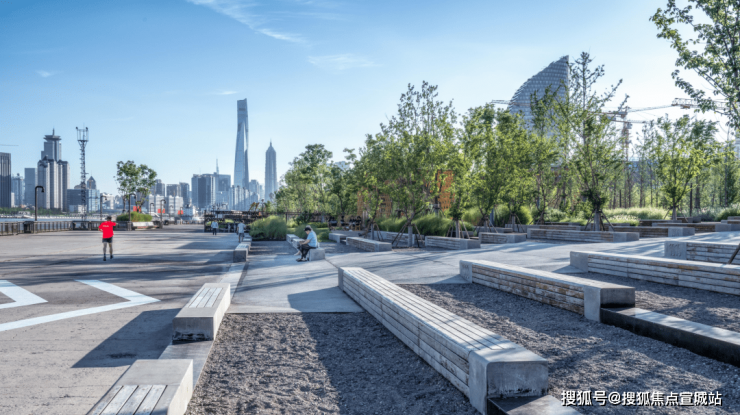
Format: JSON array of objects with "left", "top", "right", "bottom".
[
  {"left": 479, "top": 233, "right": 526, "bottom": 244},
  {"left": 612, "top": 226, "right": 695, "bottom": 237},
  {"left": 652, "top": 222, "right": 732, "bottom": 233},
  {"left": 426, "top": 236, "right": 481, "bottom": 250},
  {"left": 570, "top": 251, "right": 740, "bottom": 296},
  {"left": 172, "top": 283, "right": 231, "bottom": 341},
  {"left": 527, "top": 229, "right": 639, "bottom": 243},
  {"left": 665, "top": 241, "right": 740, "bottom": 264},
  {"left": 459, "top": 260, "right": 634, "bottom": 322},
  {"left": 346, "top": 237, "right": 392, "bottom": 252},
  {"left": 338, "top": 267, "right": 548, "bottom": 414}
]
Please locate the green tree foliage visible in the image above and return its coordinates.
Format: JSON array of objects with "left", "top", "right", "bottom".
[
  {"left": 652, "top": 0, "right": 740, "bottom": 129},
  {"left": 115, "top": 161, "right": 157, "bottom": 210},
  {"left": 327, "top": 148, "right": 357, "bottom": 218},
  {"left": 648, "top": 116, "right": 718, "bottom": 219}
]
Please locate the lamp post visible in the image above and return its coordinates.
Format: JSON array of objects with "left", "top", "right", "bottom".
[
  {"left": 160, "top": 200, "right": 165, "bottom": 221},
  {"left": 34, "top": 185, "right": 44, "bottom": 222},
  {"left": 149, "top": 202, "right": 154, "bottom": 217}
]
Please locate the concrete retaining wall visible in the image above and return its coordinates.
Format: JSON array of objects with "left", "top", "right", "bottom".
[
  {"left": 459, "top": 260, "right": 634, "bottom": 321},
  {"left": 479, "top": 233, "right": 525, "bottom": 244},
  {"left": 651, "top": 222, "right": 733, "bottom": 233},
  {"left": 425, "top": 236, "right": 481, "bottom": 250},
  {"left": 527, "top": 229, "right": 639, "bottom": 243},
  {"left": 612, "top": 226, "right": 695, "bottom": 238},
  {"left": 346, "top": 237, "right": 392, "bottom": 252},
  {"left": 570, "top": 251, "right": 740, "bottom": 296},
  {"left": 338, "top": 267, "right": 548, "bottom": 414},
  {"left": 665, "top": 241, "right": 740, "bottom": 265}
]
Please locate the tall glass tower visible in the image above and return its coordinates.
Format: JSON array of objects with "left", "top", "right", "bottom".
[
  {"left": 265, "top": 141, "right": 277, "bottom": 201},
  {"left": 509, "top": 56, "right": 569, "bottom": 128},
  {"left": 234, "top": 99, "right": 249, "bottom": 188}
]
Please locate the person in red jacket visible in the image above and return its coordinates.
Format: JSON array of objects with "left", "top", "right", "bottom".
[{"left": 98, "top": 216, "right": 117, "bottom": 261}]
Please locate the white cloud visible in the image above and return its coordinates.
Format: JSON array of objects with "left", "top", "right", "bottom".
[
  {"left": 215, "top": 90, "right": 238, "bottom": 95},
  {"left": 36, "top": 70, "right": 57, "bottom": 78},
  {"left": 308, "top": 54, "right": 376, "bottom": 71},
  {"left": 186, "top": 0, "right": 305, "bottom": 43}
]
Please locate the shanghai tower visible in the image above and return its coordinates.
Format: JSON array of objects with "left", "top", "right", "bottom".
[
  {"left": 234, "top": 99, "right": 249, "bottom": 188},
  {"left": 265, "top": 141, "right": 277, "bottom": 201}
]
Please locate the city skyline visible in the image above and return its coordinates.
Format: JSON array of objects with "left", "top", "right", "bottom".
[{"left": 1, "top": 0, "right": 733, "bottom": 196}]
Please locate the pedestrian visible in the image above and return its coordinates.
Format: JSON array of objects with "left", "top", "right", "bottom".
[
  {"left": 98, "top": 215, "right": 117, "bottom": 261},
  {"left": 211, "top": 220, "right": 219, "bottom": 235},
  {"left": 297, "top": 225, "right": 318, "bottom": 262},
  {"left": 237, "top": 221, "right": 246, "bottom": 242}
]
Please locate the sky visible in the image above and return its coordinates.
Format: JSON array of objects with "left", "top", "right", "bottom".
[{"left": 0, "top": 0, "right": 732, "bottom": 195}]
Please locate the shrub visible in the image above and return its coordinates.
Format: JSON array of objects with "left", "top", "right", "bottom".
[
  {"left": 116, "top": 212, "right": 152, "bottom": 222},
  {"left": 462, "top": 208, "right": 484, "bottom": 226},
  {"left": 377, "top": 217, "right": 406, "bottom": 232},
  {"left": 607, "top": 215, "right": 640, "bottom": 226},
  {"left": 412, "top": 214, "right": 476, "bottom": 237},
  {"left": 250, "top": 216, "right": 287, "bottom": 240},
  {"left": 714, "top": 207, "right": 740, "bottom": 221},
  {"left": 493, "top": 205, "right": 533, "bottom": 227},
  {"left": 605, "top": 207, "right": 668, "bottom": 220}
]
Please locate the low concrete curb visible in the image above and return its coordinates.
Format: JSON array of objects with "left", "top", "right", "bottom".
[
  {"left": 233, "top": 242, "right": 250, "bottom": 262},
  {"left": 87, "top": 359, "right": 193, "bottom": 415},
  {"left": 426, "top": 236, "right": 481, "bottom": 250},
  {"left": 346, "top": 237, "right": 392, "bottom": 252}
]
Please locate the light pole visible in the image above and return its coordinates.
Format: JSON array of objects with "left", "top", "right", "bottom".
[
  {"left": 160, "top": 200, "right": 165, "bottom": 221},
  {"left": 149, "top": 202, "right": 154, "bottom": 217},
  {"left": 34, "top": 185, "right": 44, "bottom": 222}
]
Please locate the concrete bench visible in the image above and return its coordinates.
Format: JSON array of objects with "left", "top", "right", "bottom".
[
  {"left": 233, "top": 242, "right": 250, "bottom": 262},
  {"left": 527, "top": 229, "right": 639, "bottom": 243},
  {"left": 425, "top": 236, "right": 481, "bottom": 250},
  {"left": 479, "top": 233, "right": 526, "bottom": 244},
  {"left": 328, "top": 232, "right": 347, "bottom": 243},
  {"left": 370, "top": 230, "right": 418, "bottom": 245},
  {"left": 459, "top": 260, "right": 634, "bottom": 322},
  {"left": 172, "top": 283, "right": 231, "bottom": 341},
  {"left": 346, "top": 237, "right": 392, "bottom": 252},
  {"left": 652, "top": 222, "right": 732, "bottom": 233},
  {"left": 612, "top": 226, "right": 695, "bottom": 238},
  {"left": 665, "top": 241, "right": 740, "bottom": 264},
  {"left": 338, "top": 267, "right": 548, "bottom": 414},
  {"left": 570, "top": 251, "right": 740, "bottom": 296},
  {"left": 535, "top": 225, "right": 583, "bottom": 231},
  {"left": 87, "top": 359, "right": 193, "bottom": 415}
]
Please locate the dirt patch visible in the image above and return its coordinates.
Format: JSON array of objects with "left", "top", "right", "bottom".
[
  {"left": 401, "top": 283, "right": 740, "bottom": 414},
  {"left": 186, "top": 313, "right": 478, "bottom": 415}
]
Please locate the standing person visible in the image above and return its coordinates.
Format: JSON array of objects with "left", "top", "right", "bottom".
[
  {"left": 237, "top": 221, "right": 246, "bottom": 242},
  {"left": 98, "top": 216, "right": 117, "bottom": 261},
  {"left": 211, "top": 220, "right": 219, "bottom": 235},
  {"left": 297, "top": 225, "right": 318, "bottom": 262}
]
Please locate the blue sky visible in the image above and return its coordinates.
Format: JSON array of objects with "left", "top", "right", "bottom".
[{"left": 0, "top": 0, "right": 730, "bottom": 195}]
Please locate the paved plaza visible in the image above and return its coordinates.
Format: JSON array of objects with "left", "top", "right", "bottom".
[{"left": 3, "top": 227, "right": 740, "bottom": 414}]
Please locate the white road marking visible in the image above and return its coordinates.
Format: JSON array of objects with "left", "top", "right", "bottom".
[
  {"left": 0, "top": 280, "right": 47, "bottom": 309},
  {"left": 0, "top": 280, "right": 159, "bottom": 332}
]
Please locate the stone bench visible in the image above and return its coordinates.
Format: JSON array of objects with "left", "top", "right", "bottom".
[
  {"left": 652, "top": 222, "right": 732, "bottom": 233},
  {"left": 328, "top": 232, "right": 347, "bottom": 243},
  {"left": 459, "top": 260, "right": 634, "bottom": 322},
  {"left": 527, "top": 229, "right": 639, "bottom": 243},
  {"left": 665, "top": 241, "right": 740, "bottom": 265},
  {"left": 172, "top": 283, "right": 231, "bottom": 341},
  {"left": 338, "top": 267, "right": 548, "bottom": 414},
  {"left": 535, "top": 225, "right": 583, "bottom": 231},
  {"left": 570, "top": 251, "right": 740, "bottom": 296},
  {"left": 346, "top": 237, "right": 392, "bottom": 252},
  {"left": 233, "top": 242, "right": 250, "bottom": 262},
  {"left": 370, "top": 230, "right": 418, "bottom": 245},
  {"left": 479, "top": 233, "right": 526, "bottom": 244},
  {"left": 87, "top": 359, "right": 193, "bottom": 415},
  {"left": 425, "top": 236, "right": 481, "bottom": 250},
  {"left": 612, "top": 226, "right": 695, "bottom": 238}
]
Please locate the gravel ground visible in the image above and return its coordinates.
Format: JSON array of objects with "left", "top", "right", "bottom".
[
  {"left": 580, "top": 271, "right": 740, "bottom": 332},
  {"left": 185, "top": 313, "right": 478, "bottom": 415},
  {"left": 401, "top": 283, "right": 740, "bottom": 414}
]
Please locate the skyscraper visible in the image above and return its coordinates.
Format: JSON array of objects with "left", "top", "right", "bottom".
[
  {"left": 234, "top": 99, "right": 249, "bottom": 188},
  {"left": 87, "top": 176, "right": 97, "bottom": 190},
  {"left": 0, "top": 153, "right": 10, "bottom": 208},
  {"left": 265, "top": 141, "right": 277, "bottom": 202},
  {"left": 179, "top": 182, "right": 190, "bottom": 206},
  {"left": 24, "top": 168, "right": 36, "bottom": 208},
  {"left": 11, "top": 173, "right": 24, "bottom": 207},
  {"left": 36, "top": 130, "right": 70, "bottom": 210},
  {"left": 509, "top": 56, "right": 569, "bottom": 128}
]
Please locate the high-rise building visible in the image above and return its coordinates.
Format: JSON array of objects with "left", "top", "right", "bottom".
[
  {"left": 265, "top": 141, "right": 277, "bottom": 202},
  {"left": 151, "top": 179, "right": 166, "bottom": 196},
  {"left": 24, "top": 168, "right": 36, "bottom": 208},
  {"left": 66, "top": 188, "right": 100, "bottom": 213},
  {"left": 36, "top": 130, "right": 70, "bottom": 211},
  {"left": 179, "top": 182, "right": 190, "bottom": 206},
  {"left": 191, "top": 174, "right": 216, "bottom": 208},
  {"left": 509, "top": 56, "right": 569, "bottom": 128},
  {"left": 166, "top": 184, "right": 181, "bottom": 198},
  {"left": 11, "top": 173, "right": 24, "bottom": 207},
  {"left": 87, "top": 176, "right": 97, "bottom": 190},
  {"left": 0, "top": 153, "right": 10, "bottom": 208},
  {"left": 234, "top": 99, "right": 249, "bottom": 188}
]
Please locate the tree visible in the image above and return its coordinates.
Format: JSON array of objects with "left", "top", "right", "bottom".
[
  {"left": 652, "top": 0, "right": 740, "bottom": 129},
  {"left": 649, "top": 116, "right": 718, "bottom": 220},
  {"left": 115, "top": 161, "right": 157, "bottom": 212},
  {"left": 528, "top": 88, "right": 561, "bottom": 224},
  {"left": 327, "top": 148, "right": 358, "bottom": 220},
  {"left": 550, "top": 52, "right": 625, "bottom": 230},
  {"left": 374, "top": 81, "right": 456, "bottom": 245}
]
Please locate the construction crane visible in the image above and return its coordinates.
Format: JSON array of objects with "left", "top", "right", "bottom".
[{"left": 672, "top": 98, "right": 729, "bottom": 112}]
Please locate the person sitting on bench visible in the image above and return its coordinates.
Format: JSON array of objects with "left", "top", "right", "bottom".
[{"left": 297, "top": 225, "right": 317, "bottom": 262}]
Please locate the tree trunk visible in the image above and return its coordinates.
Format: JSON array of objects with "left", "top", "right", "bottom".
[
  {"left": 689, "top": 188, "right": 693, "bottom": 216},
  {"left": 408, "top": 222, "right": 413, "bottom": 248},
  {"left": 593, "top": 211, "right": 601, "bottom": 232},
  {"left": 672, "top": 205, "right": 677, "bottom": 221}
]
